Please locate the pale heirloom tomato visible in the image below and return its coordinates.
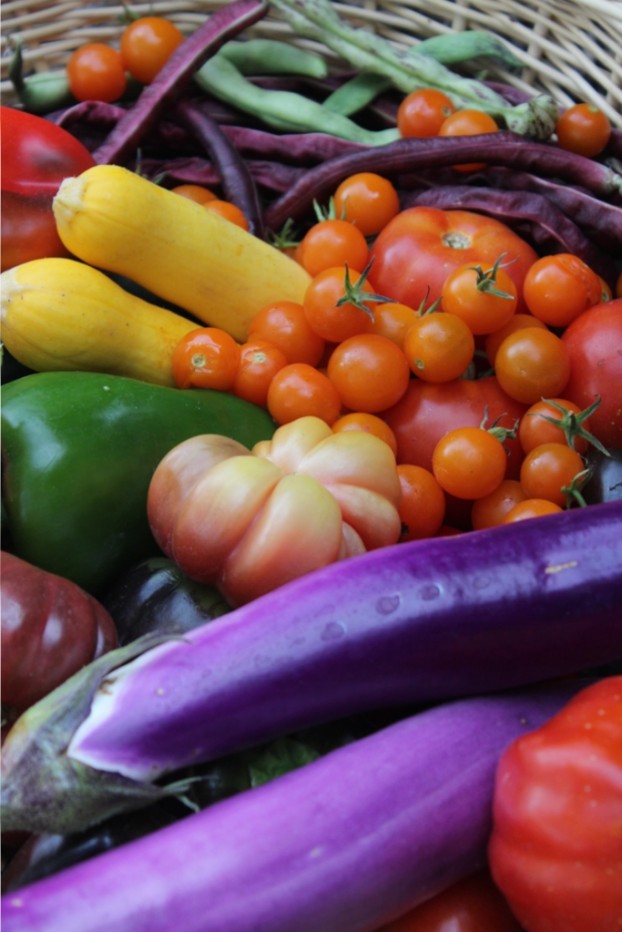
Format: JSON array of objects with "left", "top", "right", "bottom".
[
  {"left": 147, "top": 417, "right": 401, "bottom": 605},
  {"left": 368, "top": 208, "right": 537, "bottom": 313}
]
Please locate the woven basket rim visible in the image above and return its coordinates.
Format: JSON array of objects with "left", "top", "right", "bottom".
[{"left": 2, "top": 0, "right": 621, "bottom": 127}]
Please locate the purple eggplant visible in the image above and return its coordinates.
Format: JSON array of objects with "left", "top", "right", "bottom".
[
  {"left": 0, "top": 680, "right": 584, "bottom": 932},
  {"left": 1, "top": 501, "right": 621, "bottom": 835}
]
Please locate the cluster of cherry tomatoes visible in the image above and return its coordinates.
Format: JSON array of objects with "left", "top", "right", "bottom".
[
  {"left": 396, "top": 87, "right": 612, "bottom": 159},
  {"left": 168, "top": 167, "right": 621, "bottom": 541},
  {"left": 66, "top": 16, "right": 185, "bottom": 102}
]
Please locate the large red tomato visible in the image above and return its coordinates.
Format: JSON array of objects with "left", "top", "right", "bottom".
[
  {"left": 562, "top": 298, "right": 622, "bottom": 449},
  {"left": 367, "top": 207, "right": 538, "bottom": 313},
  {"left": 383, "top": 376, "right": 528, "bottom": 480}
]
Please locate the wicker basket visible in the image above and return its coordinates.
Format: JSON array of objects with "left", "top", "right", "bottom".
[{"left": 2, "top": 0, "right": 621, "bottom": 127}]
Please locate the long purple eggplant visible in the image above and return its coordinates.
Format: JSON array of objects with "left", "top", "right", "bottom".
[
  {"left": 0, "top": 681, "right": 584, "bottom": 932},
  {"left": 2, "top": 501, "right": 621, "bottom": 835}
]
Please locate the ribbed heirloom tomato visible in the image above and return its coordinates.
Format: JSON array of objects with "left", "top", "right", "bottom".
[{"left": 368, "top": 207, "right": 538, "bottom": 313}]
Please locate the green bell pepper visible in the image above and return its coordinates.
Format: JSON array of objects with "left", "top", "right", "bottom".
[{"left": 1, "top": 371, "right": 276, "bottom": 595}]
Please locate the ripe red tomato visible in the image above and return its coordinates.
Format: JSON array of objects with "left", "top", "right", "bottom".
[
  {"left": 562, "top": 298, "right": 622, "bottom": 449},
  {"left": 489, "top": 676, "right": 622, "bottom": 932},
  {"left": 383, "top": 376, "right": 527, "bottom": 479},
  {"left": 368, "top": 207, "right": 537, "bottom": 314}
]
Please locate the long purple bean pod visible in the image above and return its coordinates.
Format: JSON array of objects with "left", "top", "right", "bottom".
[
  {"left": 1, "top": 502, "right": 620, "bottom": 835},
  {"left": 92, "top": 0, "right": 269, "bottom": 166},
  {"left": 175, "top": 98, "right": 264, "bottom": 236},
  {"left": 1, "top": 680, "right": 584, "bottom": 932},
  {"left": 264, "top": 132, "right": 622, "bottom": 230},
  {"left": 477, "top": 165, "right": 622, "bottom": 251}
]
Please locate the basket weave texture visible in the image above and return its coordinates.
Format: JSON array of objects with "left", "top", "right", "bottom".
[{"left": 2, "top": 0, "right": 621, "bottom": 126}]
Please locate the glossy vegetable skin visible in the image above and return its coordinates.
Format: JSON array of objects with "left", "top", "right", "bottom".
[
  {"left": 1, "top": 371, "right": 275, "bottom": 595},
  {"left": 1, "top": 552, "right": 118, "bottom": 715},
  {"left": 0, "top": 107, "right": 95, "bottom": 272},
  {"left": 53, "top": 164, "right": 311, "bottom": 343},
  {"left": 2, "top": 502, "right": 620, "bottom": 835},
  {"left": 489, "top": 676, "right": 622, "bottom": 931},
  {"left": 0, "top": 683, "right": 581, "bottom": 932},
  {"left": 367, "top": 207, "right": 537, "bottom": 313},
  {"left": 147, "top": 417, "right": 401, "bottom": 605},
  {"left": 376, "top": 870, "right": 522, "bottom": 931},
  {"left": 102, "top": 557, "right": 231, "bottom": 645}
]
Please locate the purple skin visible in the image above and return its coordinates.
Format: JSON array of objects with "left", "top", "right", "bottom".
[
  {"left": 175, "top": 98, "right": 265, "bottom": 237},
  {"left": 2, "top": 502, "right": 620, "bottom": 836},
  {"left": 0, "top": 682, "right": 582, "bottom": 932},
  {"left": 264, "top": 131, "right": 622, "bottom": 230},
  {"left": 67, "top": 502, "right": 622, "bottom": 781},
  {"left": 92, "top": 0, "right": 269, "bottom": 166}
]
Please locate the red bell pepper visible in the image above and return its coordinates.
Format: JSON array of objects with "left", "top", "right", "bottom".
[
  {"left": 1, "top": 107, "right": 95, "bottom": 271},
  {"left": 488, "top": 675, "right": 622, "bottom": 932}
]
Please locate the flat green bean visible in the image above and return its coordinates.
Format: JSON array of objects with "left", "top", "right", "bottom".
[
  {"left": 195, "top": 54, "right": 399, "bottom": 144},
  {"left": 218, "top": 38, "right": 328, "bottom": 77}
]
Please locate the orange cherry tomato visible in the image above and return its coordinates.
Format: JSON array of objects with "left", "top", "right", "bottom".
[
  {"left": 333, "top": 172, "right": 400, "bottom": 236},
  {"left": 470, "top": 479, "right": 527, "bottom": 530},
  {"left": 67, "top": 44, "right": 127, "bottom": 103},
  {"left": 171, "top": 184, "right": 218, "bottom": 204},
  {"left": 249, "top": 300, "right": 326, "bottom": 367},
  {"left": 518, "top": 397, "right": 594, "bottom": 455},
  {"left": 555, "top": 102, "right": 612, "bottom": 157},
  {"left": 120, "top": 16, "right": 184, "bottom": 84},
  {"left": 484, "top": 313, "right": 547, "bottom": 366},
  {"left": 396, "top": 463, "right": 446, "bottom": 540},
  {"left": 369, "top": 301, "right": 418, "bottom": 348},
  {"left": 438, "top": 109, "right": 500, "bottom": 171},
  {"left": 326, "top": 333, "right": 411, "bottom": 413},
  {"left": 519, "top": 441, "right": 586, "bottom": 507},
  {"left": 298, "top": 218, "right": 369, "bottom": 277},
  {"left": 503, "top": 498, "right": 564, "bottom": 522},
  {"left": 522, "top": 253, "right": 603, "bottom": 327},
  {"left": 403, "top": 311, "right": 475, "bottom": 383},
  {"left": 397, "top": 88, "right": 456, "bottom": 139},
  {"left": 171, "top": 327, "right": 241, "bottom": 391},
  {"left": 494, "top": 327, "right": 570, "bottom": 405},
  {"left": 441, "top": 260, "right": 518, "bottom": 335},
  {"left": 233, "top": 339, "right": 288, "bottom": 407},
  {"left": 303, "top": 265, "right": 376, "bottom": 343},
  {"left": 332, "top": 412, "right": 398, "bottom": 456},
  {"left": 267, "top": 363, "right": 342, "bottom": 426},
  {"left": 204, "top": 199, "right": 249, "bottom": 230},
  {"left": 432, "top": 426, "right": 509, "bottom": 500}
]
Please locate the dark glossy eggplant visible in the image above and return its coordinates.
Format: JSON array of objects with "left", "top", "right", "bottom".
[{"left": 102, "top": 557, "right": 231, "bottom": 645}]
